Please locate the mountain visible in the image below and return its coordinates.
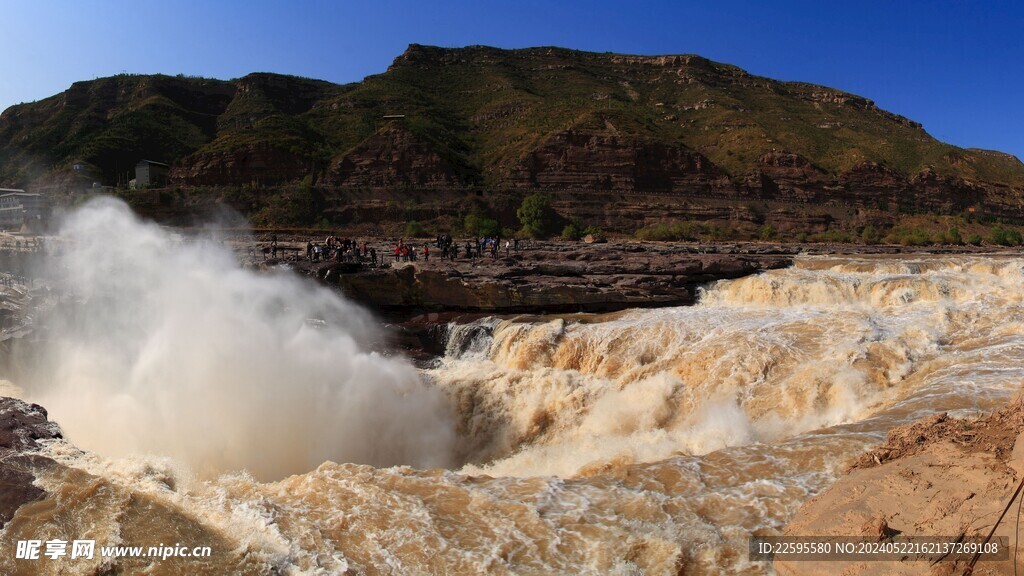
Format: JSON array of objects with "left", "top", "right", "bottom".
[{"left": 2, "top": 44, "right": 1024, "bottom": 227}]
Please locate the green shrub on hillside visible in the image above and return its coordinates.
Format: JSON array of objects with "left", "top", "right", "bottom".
[
  {"left": 635, "top": 221, "right": 706, "bottom": 241},
  {"left": 251, "top": 186, "right": 318, "bottom": 226},
  {"left": 809, "top": 229, "right": 855, "bottom": 243},
  {"left": 988, "top": 225, "right": 1023, "bottom": 246},
  {"left": 405, "top": 220, "right": 429, "bottom": 238},
  {"left": 463, "top": 213, "right": 501, "bottom": 238},
  {"left": 883, "top": 227, "right": 933, "bottom": 246},
  {"left": 860, "top": 225, "right": 880, "bottom": 244},
  {"left": 562, "top": 220, "right": 603, "bottom": 241},
  {"left": 517, "top": 194, "right": 556, "bottom": 238}
]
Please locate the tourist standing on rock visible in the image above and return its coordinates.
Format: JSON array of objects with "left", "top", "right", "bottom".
[
  {"left": 505, "top": 239, "right": 511, "bottom": 256},
  {"left": 423, "top": 244, "right": 429, "bottom": 261}
]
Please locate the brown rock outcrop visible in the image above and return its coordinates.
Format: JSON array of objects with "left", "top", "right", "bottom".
[
  {"left": 326, "top": 125, "right": 464, "bottom": 187},
  {"left": 748, "top": 151, "right": 830, "bottom": 202},
  {"left": 330, "top": 242, "right": 793, "bottom": 314},
  {"left": 777, "top": 395, "right": 1024, "bottom": 575},
  {"left": 231, "top": 72, "right": 330, "bottom": 116},
  {"left": 508, "top": 130, "right": 730, "bottom": 193},
  {"left": 909, "top": 167, "right": 986, "bottom": 213},
  {"left": 170, "top": 142, "right": 309, "bottom": 186},
  {"left": 837, "top": 161, "right": 908, "bottom": 207},
  {"left": 0, "top": 397, "right": 61, "bottom": 528},
  {"left": 751, "top": 156, "right": 987, "bottom": 213}
]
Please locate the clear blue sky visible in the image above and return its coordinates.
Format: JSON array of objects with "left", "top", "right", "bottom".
[{"left": 2, "top": 0, "right": 1021, "bottom": 159}]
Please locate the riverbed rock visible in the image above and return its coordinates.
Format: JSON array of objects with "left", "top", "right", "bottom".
[
  {"left": 330, "top": 242, "right": 794, "bottom": 313},
  {"left": 0, "top": 397, "right": 61, "bottom": 528}
]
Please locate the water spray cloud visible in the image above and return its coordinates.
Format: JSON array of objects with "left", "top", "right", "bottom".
[{"left": 28, "top": 198, "right": 455, "bottom": 479}]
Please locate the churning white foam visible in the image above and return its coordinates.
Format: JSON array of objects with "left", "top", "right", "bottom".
[{"left": 432, "top": 254, "right": 1024, "bottom": 478}]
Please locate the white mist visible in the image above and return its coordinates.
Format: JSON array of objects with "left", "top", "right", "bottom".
[{"left": 29, "top": 198, "right": 455, "bottom": 479}]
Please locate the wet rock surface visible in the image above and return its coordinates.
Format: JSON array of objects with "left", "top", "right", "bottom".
[{"left": 0, "top": 397, "right": 61, "bottom": 528}]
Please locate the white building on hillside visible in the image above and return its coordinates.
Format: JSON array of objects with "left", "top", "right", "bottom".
[{"left": 0, "top": 190, "right": 46, "bottom": 230}]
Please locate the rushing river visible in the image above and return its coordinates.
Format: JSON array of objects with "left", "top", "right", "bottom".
[{"left": 2, "top": 202, "right": 1024, "bottom": 575}]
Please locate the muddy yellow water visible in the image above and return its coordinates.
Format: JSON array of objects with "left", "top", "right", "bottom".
[{"left": 4, "top": 254, "right": 1024, "bottom": 575}]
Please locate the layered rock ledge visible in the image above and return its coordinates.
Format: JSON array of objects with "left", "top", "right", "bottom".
[{"left": 304, "top": 242, "right": 796, "bottom": 315}]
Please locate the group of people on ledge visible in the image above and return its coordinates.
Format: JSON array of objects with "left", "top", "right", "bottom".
[
  {"left": 433, "top": 233, "right": 519, "bottom": 261},
  {"left": 265, "top": 232, "right": 526, "bottom": 268},
  {"left": 303, "top": 235, "right": 377, "bottom": 266},
  {"left": 385, "top": 234, "right": 527, "bottom": 264}
]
